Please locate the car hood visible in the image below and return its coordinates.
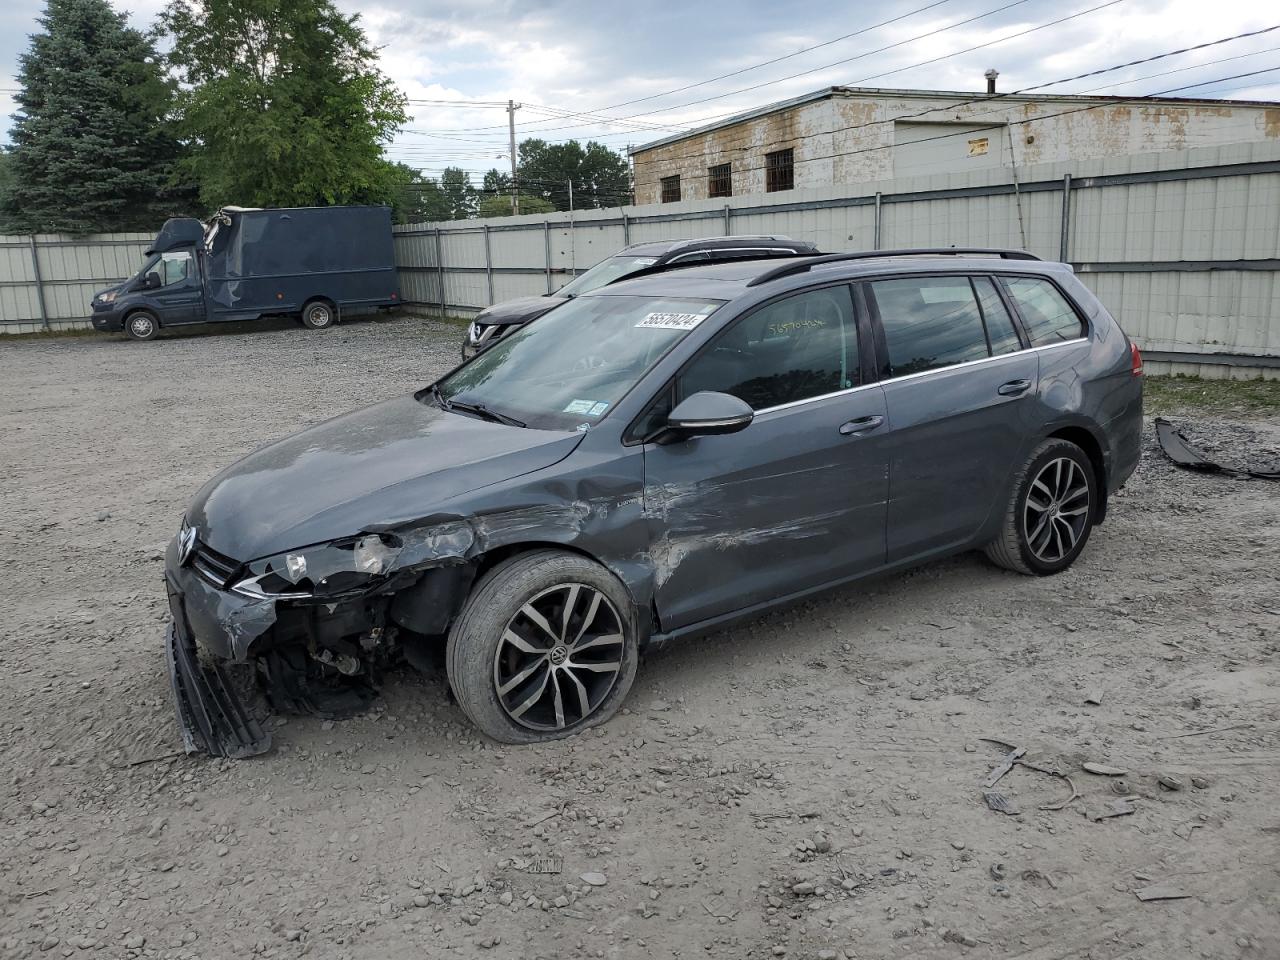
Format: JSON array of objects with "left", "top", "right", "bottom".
[
  {"left": 94, "top": 280, "right": 128, "bottom": 299},
  {"left": 474, "top": 295, "right": 566, "bottom": 328},
  {"left": 187, "top": 394, "right": 584, "bottom": 560}
]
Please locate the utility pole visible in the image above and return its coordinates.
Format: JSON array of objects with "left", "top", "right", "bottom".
[
  {"left": 568, "top": 179, "right": 575, "bottom": 274},
  {"left": 507, "top": 99, "right": 520, "bottom": 216}
]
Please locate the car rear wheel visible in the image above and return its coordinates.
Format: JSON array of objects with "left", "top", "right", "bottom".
[
  {"left": 984, "top": 438, "right": 1097, "bottom": 576},
  {"left": 301, "top": 299, "right": 336, "bottom": 330},
  {"left": 446, "top": 550, "right": 639, "bottom": 744},
  {"left": 124, "top": 310, "right": 159, "bottom": 341}
]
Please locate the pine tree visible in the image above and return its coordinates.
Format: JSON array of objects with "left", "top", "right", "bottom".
[{"left": 4, "top": 0, "right": 188, "bottom": 234}]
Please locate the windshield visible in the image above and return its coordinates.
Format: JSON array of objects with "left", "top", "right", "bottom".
[
  {"left": 435, "top": 295, "right": 724, "bottom": 431},
  {"left": 555, "top": 255, "right": 662, "bottom": 298}
]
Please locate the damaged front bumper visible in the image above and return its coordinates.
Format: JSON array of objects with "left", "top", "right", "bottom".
[{"left": 162, "top": 527, "right": 478, "bottom": 759}]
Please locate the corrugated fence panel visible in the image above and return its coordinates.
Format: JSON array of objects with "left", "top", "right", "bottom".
[{"left": 8, "top": 144, "right": 1280, "bottom": 370}]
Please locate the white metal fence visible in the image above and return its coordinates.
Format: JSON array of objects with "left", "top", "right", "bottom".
[{"left": 3, "top": 141, "right": 1278, "bottom": 377}]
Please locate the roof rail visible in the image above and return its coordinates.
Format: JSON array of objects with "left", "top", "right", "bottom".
[{"left": 745, "top": 248, "right": 1041, "bottom": 287}]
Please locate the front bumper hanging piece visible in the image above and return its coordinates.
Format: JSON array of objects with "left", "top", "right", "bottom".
[{"left": 166, "top": 623, "right": 272, "bottom": 759}]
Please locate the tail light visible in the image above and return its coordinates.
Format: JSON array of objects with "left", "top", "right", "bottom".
[{"left": 1130, "top": 342, "right": 1143, "bottom": 376}]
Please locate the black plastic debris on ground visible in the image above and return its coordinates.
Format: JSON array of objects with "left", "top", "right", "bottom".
[{"left": 1154, "top": 418, "right": 1280, "bottom": 480}]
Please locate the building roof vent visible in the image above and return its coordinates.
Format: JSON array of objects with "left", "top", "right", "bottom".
[{"left": 984, "top": 68, "right": 1000, "bottom": 95}]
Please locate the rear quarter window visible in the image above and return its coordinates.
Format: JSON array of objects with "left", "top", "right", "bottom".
[{"left": 1003, "top": 277, "right": 1086, "bottom": 346}]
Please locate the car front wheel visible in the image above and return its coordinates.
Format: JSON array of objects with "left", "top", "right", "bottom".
[
  {"left": 984, "top": 438, "right": 1097, "bottom": 576},
  {"left": 124, "top": 310, "right": 159, "bottom": 341},
  {"left": 446, "top": 550, "right": 639, "bottom": 743}
]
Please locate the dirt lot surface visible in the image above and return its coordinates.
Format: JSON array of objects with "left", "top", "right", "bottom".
[{"left": 2, "top": 315, "right": 1278, "bottom": 960}]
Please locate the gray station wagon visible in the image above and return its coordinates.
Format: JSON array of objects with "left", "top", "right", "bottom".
[{"left": 165, "top": 248, "right": 1143, "bottom": 756}]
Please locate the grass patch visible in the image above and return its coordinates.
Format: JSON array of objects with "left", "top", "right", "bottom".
[
  {"left": 1, "top": 325, "right": 103, "bottom": 340},
  {"left": 1144, "top": 374, "right": 1280, "bottom": 416}
]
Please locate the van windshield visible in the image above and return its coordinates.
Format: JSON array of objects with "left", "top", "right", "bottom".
[
  {"left": 556, "top": 256, "right": 662, "bottom": 298},
  {"left": 434, "top": 295, "right": 723, "bottom": 431}
]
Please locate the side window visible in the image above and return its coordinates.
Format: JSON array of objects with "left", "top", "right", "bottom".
[
  {"left": 869, "top": 276, "right": 990, "bottom": 377},
  {"left": 160, "top": 251, "right": 192, "bottom": 286},
  {"left": 972, "top": 277, "right": 1022, "bottom": 355},
  {"left": 678, "top": 286, "right": 858, "bottom": 410},
  {"left": 1003, "top": 277, "right": 1085, "bottom": 346}
]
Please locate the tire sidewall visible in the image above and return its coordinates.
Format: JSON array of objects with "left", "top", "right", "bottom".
[
  {"left": 125, "top": 311, "right": 158, "bottom": 341},
  {"left": 1012, "top": 440, "right": 1096, "bottom": 575},
  {"left": 302, "top": 301, "right": 335, "bottom": 329},
  {"left": 447, "top": 551, "right": 640, "bottom": 744}
]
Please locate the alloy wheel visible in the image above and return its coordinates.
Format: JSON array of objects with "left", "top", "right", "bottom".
[
  {"left": 492, "top": 583, "right": 625, "bottom": 731},
  {"left": 1022, "top": 456, "right": 1090, "bottom": 564},
  {"left": 130, "top": 315, "right": 154, "bottom": 338}
]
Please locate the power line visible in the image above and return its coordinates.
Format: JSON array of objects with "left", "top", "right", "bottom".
[
  {"left": 583, "top": 0, "right": 957, "bottom": 113},
  {"left": 399, "top": 0, "right": 1028, "bottom": 138},
  {"left": 629, "top": 28, "right": 1280, "bottom": 172},
  {"left": 631, "top": 64, "right": 1280, "bottom": 187},
  {"left": 414, "top": 0, "right": 1125, "bottom": 146}
]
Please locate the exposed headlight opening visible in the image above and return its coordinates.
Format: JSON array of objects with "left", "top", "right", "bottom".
[{"left": 232, "top": 533, "right": 404, "bottom": 599}]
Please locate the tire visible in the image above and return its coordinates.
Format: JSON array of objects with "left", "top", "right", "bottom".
[
  {"left": 984, "top": 438, "right": 1098, "bottom": 576},
  {"left": 124, "top": 310, "right": 159, "bottom": 341},
  {"left": 301, "top": 299, "right": 336, "bottom": 330},
  {"left": 446, "top": 549, "right": 639, "bottom": 744}
]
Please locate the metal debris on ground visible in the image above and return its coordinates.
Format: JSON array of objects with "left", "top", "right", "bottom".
[
  {"left": 983, "top": 791, "right": 1020, "bottom": 815},
  {"left": 982, "top": 742, "right": 1027, "bottom": 787},
  {"left": 1134, "top": 882, "right": 1192, "bottom": 901},
  {"left": 526, "top": 857, "right": 563, "bottom": 874},
  {"left": 1082, "top": 762, "right": 1129, "bottom": 776},
  {"left": 1093, "top": 798, "right": 1137, "bottom": 821},
  {"left": 1154, "top": 418, "right": 1280, "bottom": 480}
]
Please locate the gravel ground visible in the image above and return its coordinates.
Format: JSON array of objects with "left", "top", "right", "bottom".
[{"left": 1, "top": 314, "right": 1278, "bottom": 960}]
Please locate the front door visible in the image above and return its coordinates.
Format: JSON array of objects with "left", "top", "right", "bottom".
[
  {"left": 864, "top": 274, "right": 1041, "bottom": 563},
  {"left": 642, "top": 284, "right": 890, "bottom": 631},
  {"left": 150, "top": 250, "right": 205, "bottom": 325}
]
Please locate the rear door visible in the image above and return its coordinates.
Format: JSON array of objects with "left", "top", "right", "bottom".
[
  {"left": 641, "top": 284, "right": 889, "bottom": 630},
  {"left": 865, "top": 274, "right": 1040, "bottom": 564}
]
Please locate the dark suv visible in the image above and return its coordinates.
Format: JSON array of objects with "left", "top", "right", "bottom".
[
  {"left": 165, "top": 248, "right": 1142, "bottom": 756},
  {"left": 461, "top": 235, "right": 819, "bottom": 358}
]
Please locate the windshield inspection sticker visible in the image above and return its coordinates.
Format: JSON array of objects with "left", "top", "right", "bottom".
[
  {"left": 564, "top": 398, "right": 607, "bottom": 415},
  {"left": 636, "top": 311, "right": 710, "bottom": 331}
]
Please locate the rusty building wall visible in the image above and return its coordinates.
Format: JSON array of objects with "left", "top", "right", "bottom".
[{"left": 633, "top": 90, "right": 1280, "bottom": 200}]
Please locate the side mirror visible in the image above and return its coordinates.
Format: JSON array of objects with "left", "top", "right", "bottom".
[
  {"left": 664, "top": 391, "right": 754, "bottom": 440},
  {"left": 143, "top": 271, "right": 161, "bottom": 290}
]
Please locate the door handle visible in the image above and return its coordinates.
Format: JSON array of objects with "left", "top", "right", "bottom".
[
  {"left": 998, "top": 378, "right": 1032, "bottom": 397},
  {"left": 839, "top": 415, "right": 884, "bottom": 436}
]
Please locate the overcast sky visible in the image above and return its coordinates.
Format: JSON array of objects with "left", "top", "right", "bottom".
[{"left": 3, "top": 0, "right": 1279, "bottom": 177}]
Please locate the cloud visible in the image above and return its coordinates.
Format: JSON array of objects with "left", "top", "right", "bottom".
[{"left": 3, "top": 0, "right": 1278, "bottom": 176}]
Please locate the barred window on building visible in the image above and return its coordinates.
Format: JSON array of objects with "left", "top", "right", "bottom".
[
  {"left": 708, "top": 163, "right": 732, "bottom": 198},
  {"left": 660, "top": 175, "right": 681, "bottom": 203},
  {"left": 765, "top": 149, "right": 794, "bottom": 192}
]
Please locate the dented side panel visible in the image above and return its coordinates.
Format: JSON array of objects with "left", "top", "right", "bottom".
[{"left": 641, "top": 387, "right": 891, "bottom": 631}]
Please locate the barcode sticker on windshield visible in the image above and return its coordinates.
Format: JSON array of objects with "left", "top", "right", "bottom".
[{"left": 637, "top": 312, "right": 709, "bottom": 330}]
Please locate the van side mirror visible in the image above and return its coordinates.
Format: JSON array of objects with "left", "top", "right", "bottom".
[
  {"left": 664, "top": 391, "right": 754, "bottom": 440},
  {"left": 137, "top": 271, "right": 162, "bottom": 291}
]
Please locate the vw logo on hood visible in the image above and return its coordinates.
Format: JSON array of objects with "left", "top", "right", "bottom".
[{"left": 177, "top": 525, "right": 198, "bottom": 566}]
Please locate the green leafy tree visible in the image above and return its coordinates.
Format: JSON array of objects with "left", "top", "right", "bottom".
[
  {"left": 161, "top": 0, "right": 408, "bottom": 209},
  {"left": 4, "top": 0, "right": 189, "bottom": 234},
  {"left": 515, "top": 139, "right": 632, "bottom": 211},
  {"left": 438, "top": 167, "right": 477, "bottom": 220},
  {"left": 476, "top": 192, "right": 555, "bottom": 218},
  {"left": 388, "top": 163, "right": 449, "bottom": 224}
]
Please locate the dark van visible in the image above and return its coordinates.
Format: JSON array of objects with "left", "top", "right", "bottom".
[{"left": 90, "top": 205, "right": 400, "bottom": 341}]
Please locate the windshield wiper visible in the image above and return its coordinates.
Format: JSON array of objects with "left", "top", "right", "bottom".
[
  {"left": 446, "top": 397, "right": 526, "bottom": 428},
  {"left": 428, "top": 383, "right": 451, "bottom": 411}
]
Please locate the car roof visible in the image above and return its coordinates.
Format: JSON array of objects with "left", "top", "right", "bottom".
[
  {"left": 591, "top": 252, "right": 1074, "bottom": 300},
  {"left": 616, "top": 235, "right": 818, "bottom": 259}
]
